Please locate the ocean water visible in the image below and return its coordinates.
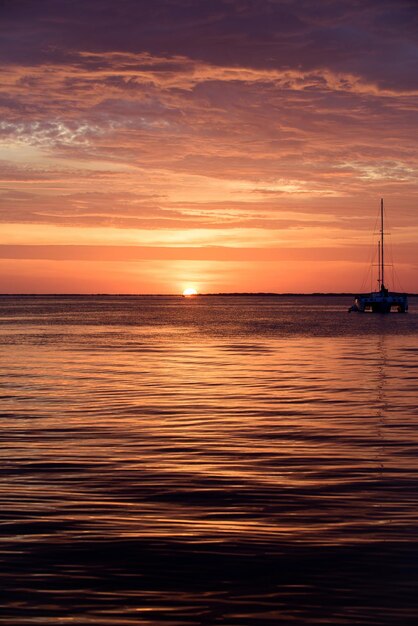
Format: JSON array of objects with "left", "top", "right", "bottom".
[{"left": 1, "top": 295, "right": 418, "bottom": 625}]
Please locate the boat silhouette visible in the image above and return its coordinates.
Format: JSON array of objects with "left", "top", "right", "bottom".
[{"left": 349, "top": 199, "right": 408, "bottom": 313}]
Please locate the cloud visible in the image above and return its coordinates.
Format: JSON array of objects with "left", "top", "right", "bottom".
[
  {"left": 1, "top": 1, "right": 417, "bottom": 83},
  {"left": 0, "top": 0, "right": 417, "bottom": 291}
]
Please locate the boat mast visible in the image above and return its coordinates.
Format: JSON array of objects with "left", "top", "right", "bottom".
[
  {"left": 377, "top": 240, "right": 381, "bottom": 290},
  {"left": 380, "top": 198, "right": 385, "bottom": 290}
]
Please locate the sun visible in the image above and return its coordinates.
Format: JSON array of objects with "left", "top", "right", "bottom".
[{"left": 182, "top": 287, "right": 198, "bottom": 297}]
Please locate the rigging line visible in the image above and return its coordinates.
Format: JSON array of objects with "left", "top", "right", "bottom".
[
  {"left": 360, "top": 206, "right": 380, "bottom": 292},
  {"left": 393, "top": 265, "right": 406, "bottom": 293},
  {"left": 390, "top": 209, "right": 407, "bottom": 293},
  {"left": 383, "top": 201, "right": 392, "bottom": 289},
  {"left": 360, "top": 251, "right": 373, "bottom": 293},
  {"left": 383, "top": 202, "right": 402, "bottom": 291}
]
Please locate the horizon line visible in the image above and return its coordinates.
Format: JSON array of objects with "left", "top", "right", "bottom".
[{"left": 0, "top": 292, "right": 415, "bottom": 297}]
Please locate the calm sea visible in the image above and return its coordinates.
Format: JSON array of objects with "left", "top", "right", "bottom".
[{"left": 1, "top": 295, "right": 418, "bottom": 625}]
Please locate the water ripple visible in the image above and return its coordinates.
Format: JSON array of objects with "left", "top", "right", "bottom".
[{"left": 1, "top": 295, "right": 418, "bottom": 624}]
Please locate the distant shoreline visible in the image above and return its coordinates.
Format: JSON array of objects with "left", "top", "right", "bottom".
[{"left": 0, "top": 292, "right": 416, "bottom": 297}]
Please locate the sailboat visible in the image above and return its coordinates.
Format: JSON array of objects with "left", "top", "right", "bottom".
[{"left": 349, "top": 199, "right": 408, "bottom": 313}]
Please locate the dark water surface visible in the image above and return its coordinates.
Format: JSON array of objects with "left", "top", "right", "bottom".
[{"left": 1, "top": 295, "right": 418, "bottom": 625}]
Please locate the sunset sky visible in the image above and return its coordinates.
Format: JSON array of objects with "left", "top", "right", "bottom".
[{"left": 0, "top": 0, "right": 417, "bottom": 293}]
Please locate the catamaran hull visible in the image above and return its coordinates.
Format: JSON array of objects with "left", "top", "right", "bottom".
[{"left": 349, "top": 293, "right": 408, "bottom": 313}]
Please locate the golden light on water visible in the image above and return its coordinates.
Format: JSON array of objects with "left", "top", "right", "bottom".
[{"left": 183, "top": 287, "right": 198, "bottom": 297}]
